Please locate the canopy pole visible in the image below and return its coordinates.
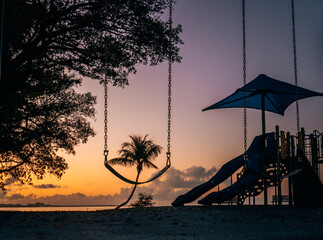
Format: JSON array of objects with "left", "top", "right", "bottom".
[
  {"left": 261, "top": 93, "right": 267, "bottom": 205},
  {"left": 261, "top": 94, "right": 266, "bottom": 135}
]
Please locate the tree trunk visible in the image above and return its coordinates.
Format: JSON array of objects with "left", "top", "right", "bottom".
[{"left": 115, "top": 170, "right": 141, "bottom": 209}]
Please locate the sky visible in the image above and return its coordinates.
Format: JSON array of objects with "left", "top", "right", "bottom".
[{"left": 1, "top": 0, "right": 323, "bottom": 206}]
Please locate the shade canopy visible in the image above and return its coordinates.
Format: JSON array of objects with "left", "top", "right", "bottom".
[{"left": 203, "top": 74, "right": 323, "bottom": 115}]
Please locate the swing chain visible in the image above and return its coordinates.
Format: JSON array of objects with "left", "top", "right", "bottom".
[
  {"left": 104, "top": 77, "right": 109, "bottom": 156},
  {"left": 103, "top": 1, "right": 173, "bottom": 162},
  {"left": 103, "top": 2, "right": 109, "bottom": 157},
  {"left": 291, "top": 0, "right": 300, "bottom": 132},
  {"left": 242, "top": 0, "right": 247, "bottom": 153},
  {"left": 167, "top": 0, "right": 173, "bottom": 164}
]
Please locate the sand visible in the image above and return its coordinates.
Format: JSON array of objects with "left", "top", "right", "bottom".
[{"left": 0, "top": 206, "right": 322, "bottom": 240}]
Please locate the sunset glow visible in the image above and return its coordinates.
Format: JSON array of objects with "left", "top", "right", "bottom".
[{"left": 2, "top": 0, "right": 322, "bottom": 206}]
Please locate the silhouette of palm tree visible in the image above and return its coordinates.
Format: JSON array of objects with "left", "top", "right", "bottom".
[{"left": 108, "top": 134, "right": 162, "bottom": 209}]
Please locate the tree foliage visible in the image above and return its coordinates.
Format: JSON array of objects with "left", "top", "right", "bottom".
[
  {"left": 2, "top": 0, "right": 182, "bottom": 89},
  {"left": 131, "top": 192, "right": 155, "bottom": 208},
  {"left": 0, "top": 0, "right": 182, "bottom": 190}
]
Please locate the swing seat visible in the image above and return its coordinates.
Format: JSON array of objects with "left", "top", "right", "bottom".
[{"left": 104, "top": 156, "right": 171, "bottom": 185}]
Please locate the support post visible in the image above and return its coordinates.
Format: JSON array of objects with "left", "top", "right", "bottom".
[
  {"left": 261, "top": 94, "right": 267, "bottom": 206},
  {"left": 248, "top": 191, "right": 250, "bottom": 205},
  {"left": 230, "top": 175, "right": 233, "bottom": 205},
  {"left": 276, "top": 126, "right": 282, "bottom": 205},
  {"left": 217, "top": 185, "right": 220, "bottom": 206},
  {"left": 253, "top": 186, "right": 255, "bottom": 205},
  {"left": 287, "top": 132, "right": 293, "bottom": 206},
  {"left": 301, "top": 127, "right": 305, "bottom": 151},
  {"left": 291, "top": 135, "right": 296, "bottom": 204},
  {"left": 310, "top": 134, "right": 319, "bottom": 177},
  {"left": 291, "top": 136, "right": 295, "bottom": 158}
]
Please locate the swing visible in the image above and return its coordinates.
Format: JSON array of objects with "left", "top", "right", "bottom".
[
  {"left": 240, "top": 0, "right": 301, "bottom": 205},
  {"left": 103, "top": 1, "right": 174, "bottom": 185},
  {"left": 241, "top": 0, "right": 301, "bottom": 147}
]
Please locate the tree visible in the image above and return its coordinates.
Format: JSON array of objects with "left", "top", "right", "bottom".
[
  {"left": 131, "top": 192, "right": 155, "bottom": 208},
  {"left": 0, "top": 0, "right": 182, "bottom": 190},
  {"left": 1, "top": 0, "right": 182, "bottom": 89},
  {"left": 108, "top": 135, "right": 162, "bottom": 209}
]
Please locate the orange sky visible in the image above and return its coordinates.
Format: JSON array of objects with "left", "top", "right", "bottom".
[{"left": 2, "top": 0, "right": 323, "bottom": 206}]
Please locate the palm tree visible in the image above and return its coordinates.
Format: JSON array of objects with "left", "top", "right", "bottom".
[{"left": 108, "top": 134, "right": 162, "bottom": 209}]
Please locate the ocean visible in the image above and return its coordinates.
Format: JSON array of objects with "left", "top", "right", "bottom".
[{"left": 0, "top": 205, "right": 118, "bottom": 212}]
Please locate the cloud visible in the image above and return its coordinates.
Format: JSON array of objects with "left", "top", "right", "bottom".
[
  {"left": 34, "top": 184, "right": 65, "bottom": 189},
  {"left": 152, "top": 166, "right": 218, "bottom": 189},
  {"left": 0, "top": 191, "right": 6, "bottom": 199},
  {"left": 5, "top": 193, "right": 35, "bottom": 200},
  {"left": 3, "top": 178, "right": 24, "bottom": 189},
  {"left": 4, "top": 178, "right": 19, "bottom": 185},
  {"left": 138, "top": 166, "right": 219, "bottom": 204},
  {"left": 0, "top": 166, "right": 225, "bottom": 206}
]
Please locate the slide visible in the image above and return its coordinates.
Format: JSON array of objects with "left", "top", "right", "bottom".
[
  {"left": 172, "top": 133, "right": 275, "bottom": 207},
  {"left": 198, "top": 159, "right": 262, "bottom": 205}
]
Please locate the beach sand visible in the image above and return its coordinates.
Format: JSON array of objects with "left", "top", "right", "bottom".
[{"left": 0, "top": 206, "right": 322, "bottom": 240}]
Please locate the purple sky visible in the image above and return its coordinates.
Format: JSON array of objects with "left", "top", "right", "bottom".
[{"left": 2, "top": 0, "right": 322, "bottom": 206}]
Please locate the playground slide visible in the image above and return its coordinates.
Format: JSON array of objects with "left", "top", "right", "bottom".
[
  {"left": 198, "top": 155, "right": 262, "bottom": 205},
  {"left": 171, "top": 134, "right": 270, "bottom": 207}
]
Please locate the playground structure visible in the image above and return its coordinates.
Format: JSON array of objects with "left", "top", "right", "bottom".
[
  {"left": 172, "top": 127, "right": 323, "bottom": 207},
  {"left": 172, "top": 0, "right": 323, "bottom": 207},
  {"left": 238, "top": 127, "right": 323, "bottom": 206}
]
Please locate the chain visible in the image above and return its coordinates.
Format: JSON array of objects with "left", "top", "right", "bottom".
[
  {"left": 166, "top": 0, "right": 173, "bottom": 164},
  {"left": 103, "top": 1, "right": 172, "bottom": 162},
  {"left": 104, "top": 77, "right": 108, "bottom": 156},
  {"left": 291, "top": 0, "right": 300, "bottom": 132},
  {"left": 104, "top": 1, "right": 109, "bottom": 156},
  {"left": 242, "top": 0, "right": 247, "bottom": 154}
]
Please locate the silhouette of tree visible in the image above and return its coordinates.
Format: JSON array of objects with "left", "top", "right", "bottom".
[
  {"left": 131, "top": 192, "right": 155, "bottom": 208},
  {"left": 1, "top": 0, "right": 182, "bottom": 89},
  {"left": 0, "top": 0, "right": 182, "bottom": 190},
  {"left": 108, "top": 135, "right": 162, "bottom": 209}
]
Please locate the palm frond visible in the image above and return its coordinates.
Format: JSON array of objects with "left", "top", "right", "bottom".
[
  {"left": 108, "top": 157, "right": 136, "bottom": 167},
  {"left": 121, "top": 141, "right": 135, "bottom": 151},
  {"left": 118, "top": 149, "right": 135, "bottom": 159},
  {"left": 147, "top": 145, "right": 162, "bottom": 159},
  {"left": 142, "top": 161, "right": 158, "bottom": 169}
]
